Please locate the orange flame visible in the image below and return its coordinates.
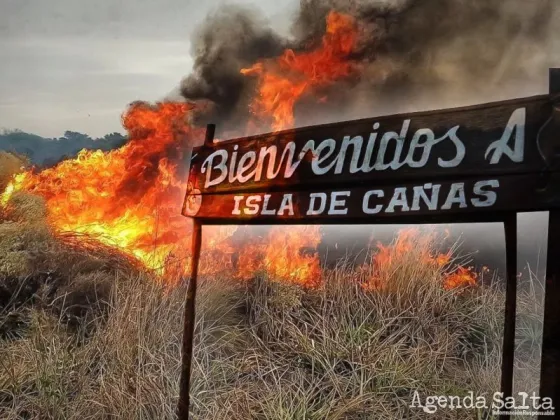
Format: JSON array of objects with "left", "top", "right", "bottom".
[
  {"left": 241, "top": 11, "right": 360, "bottom": 131},
  {"left": 444, "top": 266, "right": 478, "bottom": 290},
  {"left": 4, "top": 102, "right": 200, "bottom": 272},
  {"left": 361, "top": 228, "right": 477, "bottom": 291}
]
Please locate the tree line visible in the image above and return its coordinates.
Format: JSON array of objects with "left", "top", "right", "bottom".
[{"left": 0, "top": 129, "right": 127, "bottom": 167}]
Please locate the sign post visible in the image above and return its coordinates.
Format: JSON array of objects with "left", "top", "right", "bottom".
[
  {"left": 178, "top": 71, "right": 560, "bottom": 420},
  {"left": 177, "top": 124, "right": 215, "bottom": 420},
  {"left": 501, "top": 213, "right": 518, "bottom": 415}
]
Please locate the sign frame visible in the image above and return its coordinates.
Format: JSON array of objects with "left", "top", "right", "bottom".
[{"left": 177, "top": 70, "right": 560, "bottom": 420}]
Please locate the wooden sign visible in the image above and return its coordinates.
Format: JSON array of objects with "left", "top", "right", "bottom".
[
  {"left": 184, "top": 94, "right": 560, "bottom": 222},
  {"left": 178, "top": 70, "right": 560, "bottom": 420}
]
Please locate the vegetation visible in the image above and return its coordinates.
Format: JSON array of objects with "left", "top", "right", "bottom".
[
  {"left": 0, "top": 154, "right": 543, "bottom": 419},
  {"left": 0, "top": 130, "right": 127, "bottom": 167}
]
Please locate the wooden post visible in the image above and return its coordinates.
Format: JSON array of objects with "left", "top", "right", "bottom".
[
  {"left": 540, "top": 211, "right": 560, "bottom": 419},
  {"left": 177, "top": 221, "right": 202, "bottom": 420},
  {"left": 177, "top": 124, "right": 215, "bottom": 420},
  {"left": 204, "top": 124, "right": 216, "bottom": 146},
  {"left": 539, "top": 69, "right": 560, "bottom": 420},
  {"left": 500, "top": 213, "right": 518, "bottom": 420}
]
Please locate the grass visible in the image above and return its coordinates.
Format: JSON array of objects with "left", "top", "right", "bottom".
[
  {"left": 0, "top": 152, "right": 27, "bottom": 193},
  {"left": 0, "top": 166, "right": 544, "bottom": 419}
]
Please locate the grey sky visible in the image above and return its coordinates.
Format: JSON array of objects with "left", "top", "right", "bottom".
[{"left": 0, "top": 0, "right": 297, "bottom": 137}]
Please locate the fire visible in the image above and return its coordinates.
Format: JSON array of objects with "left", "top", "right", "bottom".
[
  {"left": 0, "top": 11, "right": 480, "bottom": 290},
  {"left": 1, "top": 172, "right": 27, "bottom": 207},
  {"left": 361, "top": 228, "right": 477, "bottom": 291},
  {"left": 444, "top": 266, "right": 478, "bottom": 290},
  {"left": 241, "top": 11, "right": 360, "bottom": 131},
  {"left": 3, "top": 102, "right": 201, "bottom": 273}
]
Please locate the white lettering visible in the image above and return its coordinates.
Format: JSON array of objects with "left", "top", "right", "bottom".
[
  {"left": 245, "top": 195, "right": 261, "bottom": 215},
  {"left": 355, "top": 124, "right": 380, "bottom": 172},
  {"left": 307, "top": 193, "right": 327, "bottom": 215},
  {"left": 236, "top": 151, "right": 257, "bottom": 183},
  {"left": 442, "top": 183, "right": 467, "bottom": 210},
  {"left": 261, "top": 195, "right": 276, "bottom": 215},
  {"left": 437, "top": 126, "right": 465, "bottom": 168},
  {"left": 228, "top": 145, "right": 239, "bottom": 183},
  {"left": 232, "top": 195, "right": 243, "bottom": 215},
  {"left": 201, "top": 150, "right": 228, "bottom": 188},
  {"left": 363, "top": 190, "right": 384, "bottom": 214},
  {"left": 199, "top": 113, "right": 520, "bottom": 191},
  {"left": 485, "top": 107, "right": 526, "bottom": 164},
  {"left": 338, "top": 135, "right": 363, "bottom": 174},
  {"left": 410, "top": 391, "right": 424, "bottom": 408},
  {"left": 329, "top": 191, "right": 350, "bottom": 215},
  {"left": 310, "top": 139, "right": 338, "bottom": 175},
  {"left": 471, "top": 180, "right": 499, "bottom": 207},
  {"left": 411, "top": 183, "right": 441, "bottom": 211},
  {"left": 375, "top": 120, "right": 410, "bottom": 170},
  {"left": 386, "top": 187, "right": 410, "bottom": 213},
  {"left": 406, "top": 129, "right": 436, "bottom": 168},
  {"left": 277, "top": 194, "right": 294, "bottom": 216}
]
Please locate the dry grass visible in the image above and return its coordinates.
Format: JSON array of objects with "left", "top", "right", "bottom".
[
  {"left": 0, "top": 152, "right": 27, "bottom": 192},
  {"left": 0, "top": 197, "right": 544, "bottom": 419}
]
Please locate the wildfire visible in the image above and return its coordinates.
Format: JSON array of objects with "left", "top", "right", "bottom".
[
  {"left": 234, "top": 226, "right": 322, "bottom": 287},
  {"left": 0, "top": 10, "right": 478, "bottom": 290},
  {"left": 444, "top": 266, "right": 478, "bottom": 290}
]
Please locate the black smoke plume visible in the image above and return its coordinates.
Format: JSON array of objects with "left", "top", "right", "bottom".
[
  {"left": 179, "top": 5, "right": 286, "bottom": 134},
  {"left": 180, "top": 0, "right": 558, "bottom": 135}
]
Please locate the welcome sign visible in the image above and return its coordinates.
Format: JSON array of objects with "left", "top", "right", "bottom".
[{"left": 183, "top": 94, "right": 559, "bottom": 222}]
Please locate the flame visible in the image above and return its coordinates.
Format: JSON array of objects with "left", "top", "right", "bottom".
[
  {"left": 361, "top": 228, "right": 477, "bottom": 291},
  {"left": 0, "top": 11, "right": 480, "bottom": 290},
  {"left": 444, "top": 266, "right": 478, "bottom": 290},
  {"left": 1, "top": 172, "right": 28, "bottom": 207},
  {"left": 241, "top": 11, "right": 360, "bottom": 131},
  {"left": 3, "top": 102, "right": 201, "bottom": 273}
]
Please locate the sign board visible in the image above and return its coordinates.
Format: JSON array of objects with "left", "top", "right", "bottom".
[
  {"left": 178, "top": 71, "right": 560, "bottom": 420},
  {"left": 183, "top": 94, "right": 560, "bottom": 223}
]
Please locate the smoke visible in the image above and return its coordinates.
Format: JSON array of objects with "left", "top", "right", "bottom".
[
  {"left": 179, "top": 4, "right": 286, "bottom": 134},
  {"left": 180, "top": 0, "right": 558, "bottom": 133}
]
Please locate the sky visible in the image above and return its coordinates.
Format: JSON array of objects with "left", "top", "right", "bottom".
[{"left": 0, "top": 0, "right": 297, "bottom": 138}]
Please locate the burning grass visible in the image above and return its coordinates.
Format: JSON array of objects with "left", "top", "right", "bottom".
[
  {"left": 0, "top": 202, "right": 544, "bottom": 419},
  {"left": 0, "top": 173, "right": 542, "bottom": 419}
]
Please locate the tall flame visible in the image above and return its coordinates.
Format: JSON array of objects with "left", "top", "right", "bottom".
[
  {"left": 241, "top": 11, "right": 360, "bottom": 131},
  {"left": 4, "top": 102, "right": 199, "bottom": 272}
]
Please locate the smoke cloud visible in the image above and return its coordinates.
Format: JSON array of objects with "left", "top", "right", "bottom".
[
  {"left": 180, "top": 0, "right": 558, "bottom": 134},
  {"left": 180, "top": 5, "right": 286, "bottom": 133}
]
